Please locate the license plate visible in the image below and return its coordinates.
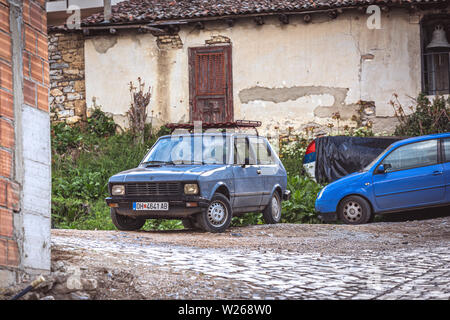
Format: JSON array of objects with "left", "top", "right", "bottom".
[{"left": 133, "top": 202, "right": 169, "bottom": 211}]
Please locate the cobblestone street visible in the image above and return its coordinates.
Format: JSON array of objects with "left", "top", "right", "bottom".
[{"left": 49, "top": 214, "right": 450, "bottom": 300}]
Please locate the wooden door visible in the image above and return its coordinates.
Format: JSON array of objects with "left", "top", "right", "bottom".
[{"left": 189, "top": 45, "right": 233, "bottom": 123}]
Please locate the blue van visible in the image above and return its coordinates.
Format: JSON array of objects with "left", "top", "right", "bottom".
[
  {"left": 315, "top": 133, "right": 450, "bottom": 224},
  {"left": 106, "top": 133, "right": 290, "bottom": 232}
]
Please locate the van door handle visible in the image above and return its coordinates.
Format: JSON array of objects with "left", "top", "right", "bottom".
[
  {"left": 256, "top": 169, "right": 262, "bottom": 174},
  {"left": 432, "top": 171, "right": 443, "bottom": 175}
]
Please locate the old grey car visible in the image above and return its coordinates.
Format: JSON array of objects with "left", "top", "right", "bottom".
[{"left": 106, "top": 132, "right": 290, "bottom": 233}]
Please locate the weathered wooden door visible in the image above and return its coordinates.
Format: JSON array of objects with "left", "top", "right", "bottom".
[{"left": 189, "top": 45, "right": 233, "bottom": 123}]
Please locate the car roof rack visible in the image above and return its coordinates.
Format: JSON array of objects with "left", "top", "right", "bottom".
[{"left": 166, "top": 120, "right": 262, "bottom": 135}]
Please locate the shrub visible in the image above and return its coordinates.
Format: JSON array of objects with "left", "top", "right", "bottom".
[
  {"left": 52, "top": 196, "right": 90, "bottom": 228},
  {"left": 281, "top": 175, "right": 323, "bottom": 224},
  {"left": 279, "top": 137, "right": 309, "bottom": 177},
  {"left": 392, "top": 93, "right": 450, "bottom": 136},
  {"left": 51, "top": 122, "right": 83, "bottom": 154},
  {"left": 51, "top": 108, "right": 162, "bottom": 229},
  {"left": 87, "top": 107, "right": 117, "bottom": 137}
]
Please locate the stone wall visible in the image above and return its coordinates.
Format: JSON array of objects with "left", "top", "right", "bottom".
[{"left": 48, "top": 32, "right": 86, "bottom": 124}]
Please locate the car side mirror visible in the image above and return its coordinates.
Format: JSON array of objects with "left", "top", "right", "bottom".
[{"left": 377, "top": 163, "right": 391, "bottom": 174}]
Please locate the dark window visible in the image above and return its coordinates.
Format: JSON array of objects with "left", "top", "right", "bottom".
[
  {"left": 382, "top": 139, "right": 438, "bottom": 172},
  {"left": 421, "top": 16, "right": 450, "bottom": 95}
]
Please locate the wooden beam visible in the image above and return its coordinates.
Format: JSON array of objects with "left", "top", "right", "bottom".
[
  {"left": 328, "top": 10, "right": 338, "bottom": 19},
  {"left": 303, "top": 14, "right": 311, "bottom": 23},
  {"left": 195, "top": 21, "right": 205, "bottom": 29},
  {"left": 279, "top": 14, "right": 289, "bottom": 24},
  {"left": 254, "top": 16, "right": 264, "bottom": 25}
]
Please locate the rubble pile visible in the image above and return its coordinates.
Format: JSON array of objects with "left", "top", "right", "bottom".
[{"left": 0, "top": 261, "right": 98, "bottom": 300}]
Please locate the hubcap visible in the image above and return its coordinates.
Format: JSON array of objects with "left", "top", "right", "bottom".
[
  {"left": 271, "top": 196, "right": 281, "bottom": 221},
  {"left": 207, "top": 201, "right": 228, "bottom": 227},
  {"left": 343, "top": 201, "right": 362, "bottom": 222}
]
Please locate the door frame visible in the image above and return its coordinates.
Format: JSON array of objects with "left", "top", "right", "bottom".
[{"left": 188, "top": 45, "right": 234, "bottom": 123}]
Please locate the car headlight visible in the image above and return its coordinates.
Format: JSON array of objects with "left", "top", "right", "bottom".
[
  {"left": 317, "top": 187, "right": 326, "bottom": 199},
  {"left": 111, "top": 185, "right": 125, "bottom": 196},
  {"left": 184, "top": 183, "right": 199, "bottom": 195}
]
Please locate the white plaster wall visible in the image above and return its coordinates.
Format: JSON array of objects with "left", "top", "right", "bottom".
[{"left": 84, "top": 9, "right": 422, "bottom": 134}]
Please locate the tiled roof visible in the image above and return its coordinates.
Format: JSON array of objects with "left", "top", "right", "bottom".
[{"left": 82, "top": 0, "right": 449, "bottom": 26}]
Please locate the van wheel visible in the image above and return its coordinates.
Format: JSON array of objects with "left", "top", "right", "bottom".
[
  {"left": 338, "top": 196, "right": 372, "bottom": 225},
  {"left": 110, "top": 208, "right": 146, "bottom": 231},
  {"left": 197, "top": 193, "right": 232, "bottom": 233},
  {"left": 262, "top": 192, "right": 282, "bottom": 224}
]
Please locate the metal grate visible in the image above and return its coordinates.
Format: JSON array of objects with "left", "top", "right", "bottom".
[
  {"left": 423, "top": 52, "right": 450, "bottom": 95},
  {"left": 126, "top": 182, "right": 181, "bottom": 196}
]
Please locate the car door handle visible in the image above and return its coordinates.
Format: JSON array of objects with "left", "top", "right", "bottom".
[
  {"left": 432, "top": 171, "right": 443, "bottom": 175},
  {"left": 256, "top": 169, "right": 262, "bottom": 174}
]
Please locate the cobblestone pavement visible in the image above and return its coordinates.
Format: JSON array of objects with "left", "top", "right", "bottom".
[{"left": 52, "top": 218, "right": 450, "bottom": 300}]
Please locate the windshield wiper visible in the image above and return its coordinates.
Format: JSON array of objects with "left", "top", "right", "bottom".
[
  {"left": 171, "top": 160, "right": 204, "bottom": 165},
  {"left": 141, "top": 160, "right": 174, "bottom": 166}
]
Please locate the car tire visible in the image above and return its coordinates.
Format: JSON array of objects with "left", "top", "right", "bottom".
[
  {"left": 262, "top": 191, "right": 282, "bottom": 224},
  {"left": 110, "top": 208, "right": 146, "bottom": 231},
  {"left": 338, "top": 195, "right": 372, "bottom": 225},
  {"left": 196, "top": 193, "right": 232, "bottom": 233}
]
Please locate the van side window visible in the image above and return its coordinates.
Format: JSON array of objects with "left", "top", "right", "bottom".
[
  {"left": 249, "top": 137, "right": 275, "bottom": 165},
  {"left": 234, "top": 137, "right": 257, "bottom": 165},
  {"left": 381, "top": 139, "right": 438, "bottom": 172}
]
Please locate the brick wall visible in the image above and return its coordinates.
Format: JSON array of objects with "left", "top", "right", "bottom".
[
  {"left": 0, "top": 0, "right": 50, "bottom": 286},
  {"left": 23, "top": 0, "right": 49, "bottom": 113},
  {"left": 0, "top": 0, "right": 19, "bottom": 274}
]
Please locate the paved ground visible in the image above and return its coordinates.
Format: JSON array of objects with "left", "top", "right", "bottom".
[{"left": 49, "top": 208, "right": 450, "bottom": 300}]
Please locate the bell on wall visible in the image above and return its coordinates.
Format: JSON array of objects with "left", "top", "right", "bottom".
[{"left": 426, "top": 25, "right": 450, "bottom": 52}]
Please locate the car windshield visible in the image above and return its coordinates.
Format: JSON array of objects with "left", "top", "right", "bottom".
[
  {"left": 362, "top": 145, "right": 393, "bottom": 172},
  {"left": 142, "top": 135, "right": 230, "bottom": 165}
]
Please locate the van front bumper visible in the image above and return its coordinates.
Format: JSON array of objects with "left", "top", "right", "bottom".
[
  {"left": 105, "top": 196, "right": 210, "bottom": 219},
  {"left": 283, "top": 190, "right": 291, "bottom": 201}
]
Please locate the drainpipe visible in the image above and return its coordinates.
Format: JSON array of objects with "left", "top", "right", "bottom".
[{"left": 103, "top": 0, "right": 111, "bottom": 23}]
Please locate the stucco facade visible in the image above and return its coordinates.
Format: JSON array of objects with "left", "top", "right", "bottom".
[
  {"left": 54, "top": 5, "right": 448, "bottom": 137},
  {"left": 81, "top": 8, "right": 431, "bottom": 135}
]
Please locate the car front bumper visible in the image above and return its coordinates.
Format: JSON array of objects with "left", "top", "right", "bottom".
[
  {"left": 105, "top": 195, "right": 210, "bottom": 219},
  {"left": 315, "top": 199, "right": 338, "bottom": 222}
]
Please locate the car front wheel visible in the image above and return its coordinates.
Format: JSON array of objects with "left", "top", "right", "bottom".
[
  {"left": 197, "top": 193, "right": 232, "bottom": 233},
  {"left": 110, "top": 208, "right": 146, "bottom": 231},
  {"left": 338, "top": 195, "right": 372, "bottom": 224}
]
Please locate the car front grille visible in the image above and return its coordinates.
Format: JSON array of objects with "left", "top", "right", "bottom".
[{"left": 126, "top": 182, "right": 181, "bottom": 196}]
